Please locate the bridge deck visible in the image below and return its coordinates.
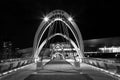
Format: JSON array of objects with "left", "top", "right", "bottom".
[{"left": 1, "top": 60, "right": 118, "bottom": 80}]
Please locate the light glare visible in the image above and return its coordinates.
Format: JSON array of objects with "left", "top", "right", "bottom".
[
  {"left": 68, "top": 17, "right": 73, "bottom": 22},
  {"left": 44, "top": 16, "right": 49, "bottom": 22}
]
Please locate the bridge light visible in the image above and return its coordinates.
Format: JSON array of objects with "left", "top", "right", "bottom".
[
  {"left": 43, "top": 16, "right": 49, "bottom": 22},
  {"left": 68, "top": 16, "right": 73, "bottom": 22}
]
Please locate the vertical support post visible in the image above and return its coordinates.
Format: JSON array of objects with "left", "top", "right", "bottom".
[
  {"left": 116, "top": 66, "right": 120, "bottom": 74},
  {"left": 104, "top": 63, "right": 108, "bottom": 70},
  {"left": 96, "top": 62, "right": 101, "bottom": 68},
  {"left": 37, "top": 56, "right": 43, "bottom": 70},
  {"left": 8, "top": 63, "right": 13, "bottom": 71}
]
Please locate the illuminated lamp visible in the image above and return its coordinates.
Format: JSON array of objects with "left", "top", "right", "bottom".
[{"left": 43, "top": 16, "right": 49, "bottom": 22}]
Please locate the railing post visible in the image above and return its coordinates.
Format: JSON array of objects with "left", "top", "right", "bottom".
[
  {"left": 16, "top": 61, "right": 21, "bottom": 68},
  {"left": 0, "top": 66, "right": 2, "bottom": 73},
  {"left": 104, "top": 63, "right": 108, "bottom": 70},
  {"left": 116, "top": 66, "right": 120, "bottom": 74},
  {"left": 96, "top": 62, "right": 101, "bottom": 68},
  {"left": 8, "top": 63, "right": 13, "bottom": 71},
  {"left": 92, "top": 62, "right": 95, "bottom": 66}
]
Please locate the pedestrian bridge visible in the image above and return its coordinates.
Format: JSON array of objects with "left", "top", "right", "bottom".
[{"left": 0, "top": 10, "right": 120, "bottom": 80}]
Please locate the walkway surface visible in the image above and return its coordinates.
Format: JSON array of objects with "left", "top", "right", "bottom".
[{"left": 1, "top": 60, "right": 118, "bottom": 80}]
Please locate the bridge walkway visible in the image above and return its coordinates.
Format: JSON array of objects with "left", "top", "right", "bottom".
[{"left": 1, "top": 60, "right": 118, "bottom": 80}]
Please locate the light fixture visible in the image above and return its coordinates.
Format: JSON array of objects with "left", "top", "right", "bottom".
[
  {"left": 43, "top": 16, "right": 49, "bottom": 22},
  {"left": 68, "top": 16, "right": 73, "bottom": 22}
]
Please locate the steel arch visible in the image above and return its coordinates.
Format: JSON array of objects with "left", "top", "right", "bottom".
[
  {"left": 34, "top": 33, "right": 83, "bottom": 63},
  {"left": 33, "top": 10, "right": 84, "bottom": 59}
]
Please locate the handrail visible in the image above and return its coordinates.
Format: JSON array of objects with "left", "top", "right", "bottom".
[
  {"left": 83, "top": 58, "right": 120, "bottom": 76},
  {"left": 0, "top": 58, "right": 33, "bottom": 63},
  {"left": 84, "top": 58, "right": 120, "bottom": 64},
  {"left": 0, "top": 58, "right": 34, "bottom": 76}
]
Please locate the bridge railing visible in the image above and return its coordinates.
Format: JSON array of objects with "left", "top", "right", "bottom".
[
  {"left": 83, "top": 58, "right": 120, "bottom": 75},
  {"left": 0, "top": 58, "right": 34, "bottom": 76}
]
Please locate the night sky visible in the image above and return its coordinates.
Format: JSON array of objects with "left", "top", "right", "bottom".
[{"left": 0, "top": 0, "right": 117, "bottom": 48}]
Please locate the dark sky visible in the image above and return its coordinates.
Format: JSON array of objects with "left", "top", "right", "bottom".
[{"left": 0, "top": 0, "right": 117, "bottom": 48}]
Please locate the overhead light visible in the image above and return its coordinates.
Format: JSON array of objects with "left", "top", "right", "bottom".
[
  {"left": 43, "top": 16, "right": 49, "bottom": 22},
  {"left": 68, "top": 16, "right": 73, "bottom": 22}
]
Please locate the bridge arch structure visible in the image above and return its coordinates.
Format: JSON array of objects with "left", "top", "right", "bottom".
[{"left": 33, "top": 10, "right": 84, "bottom": 62}]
